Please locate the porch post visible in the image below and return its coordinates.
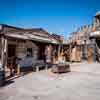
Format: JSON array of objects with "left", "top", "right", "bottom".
[
  {"left": 69, "top": 43, "right": 72, "bottom": 62},
  {"left": 45, "top": 44, "right": 52, "bottom": 63},
  {"left": 58, "top": 44, "right": 61, "bottom": 62},
  {"left": 91, "top": 38, "right": 96, "bottom": 62},
  {"left": 0, "top": 36, "right": 5, "bottom": 86},
  {"left": 1, "top": 36, "right": 4, "bottom": 68},
  {"left": 45, "top": 44, "right": 52, "bottom": 70},
  {"left": 1, "top": 37, "right": 7, "bottom": 69}
]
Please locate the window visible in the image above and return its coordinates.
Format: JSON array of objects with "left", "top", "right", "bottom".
[{"left": 27, "top": 48, "right": 33, "bottom": 56}]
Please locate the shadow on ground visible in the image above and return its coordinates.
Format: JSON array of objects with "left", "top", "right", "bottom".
[{"left": 3, "top": 71, "right": 33, "bottom": 87}]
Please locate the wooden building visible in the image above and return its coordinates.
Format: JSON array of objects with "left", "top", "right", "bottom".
[
  {"left": 69, "top": 12, "right": 100, "bottom": 62},
  {"left": 0, "top": 24, "right": 65, "bottom": 83}
]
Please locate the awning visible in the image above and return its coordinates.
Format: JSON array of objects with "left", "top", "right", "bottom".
[{"left": 5, "top": 32, "right": 58, "bottom": 44}]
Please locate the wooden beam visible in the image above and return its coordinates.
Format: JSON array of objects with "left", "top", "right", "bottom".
[
  {"left": 69, "top": 43, "right": 72, "bottom": 62},
  {"left": 1, "top": 36, "right": 4, "bottom": 69},
  {"left": 0, "top": 36, "right": 5, "bottom": 86},
  {"left": 1, "top": 36, "right": 7, "bottom": 70}
]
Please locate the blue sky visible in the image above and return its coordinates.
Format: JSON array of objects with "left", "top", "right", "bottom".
[{"left": 0, "top": 0, "right": 100, "bottom": 37}]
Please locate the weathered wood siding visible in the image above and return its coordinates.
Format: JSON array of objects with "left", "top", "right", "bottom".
[
  {"left": 25, "top": 41, "right": 38, "bottom": 60},
  {"left": 7, "top": 40, "right": 39, "bottom": 60},
  {"left": 16, "top": 42, "right": 26, "bottom": 58}
]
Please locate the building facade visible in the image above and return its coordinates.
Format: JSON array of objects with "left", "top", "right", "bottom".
[
  {"left": 0, "top": 24, "right": 67, "bottom": 85},
  {"left": 69, "top": 12, "right": 100, "bottom": 62}
]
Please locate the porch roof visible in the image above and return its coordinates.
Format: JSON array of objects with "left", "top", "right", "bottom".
[
  {"left": 5, "top": 32, "right": 58, "bottom": 44},
  {"left": 0, "top": 24, "right": 60, "bottom": 44}
]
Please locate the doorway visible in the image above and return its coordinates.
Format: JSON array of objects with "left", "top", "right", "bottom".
[
  {"left": 38, "top": 44, "right": 45, "bottom": 61},
  {"left": 7, "top": 44, "right": 16, "bottom": 67},
  {"left": 8, "top": 44, "right": 16, "bottom": 58},
  {"left": 96, "top": 39, "right": 100, "bottom": 48},
  {"left": 7, "top": 44, "right": 16, "bottom": 76}
]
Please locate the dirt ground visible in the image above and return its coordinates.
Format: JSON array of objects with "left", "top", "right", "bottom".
[{"left": 0, "top": 62, "right": 100, "bottom": 100}]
